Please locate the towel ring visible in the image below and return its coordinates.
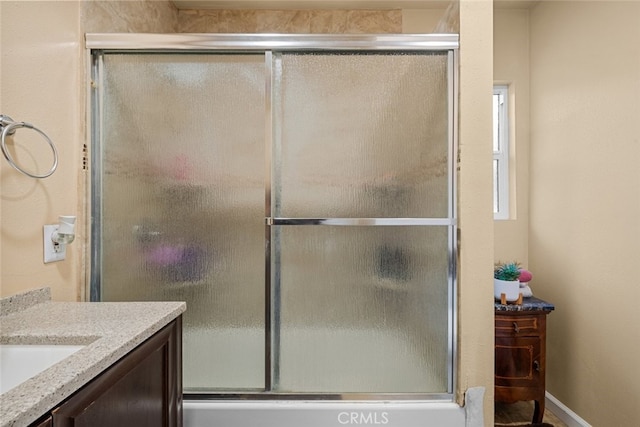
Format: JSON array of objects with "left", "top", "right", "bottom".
[{"left": 0, "top": 115, "right": 58, "bottom": 179}]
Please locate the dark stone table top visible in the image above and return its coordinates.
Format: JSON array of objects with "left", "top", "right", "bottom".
[{"left": 494, "top": 296, "right": 555, "bottom": 312}]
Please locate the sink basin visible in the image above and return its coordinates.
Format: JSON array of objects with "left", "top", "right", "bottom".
[{"left": 0, "top": 344, "right": 84, "bottom": 394}]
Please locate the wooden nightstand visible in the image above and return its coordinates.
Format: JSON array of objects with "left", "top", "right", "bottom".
[{"left": 494, "top": 297, "right": 554, "bottom": 424}]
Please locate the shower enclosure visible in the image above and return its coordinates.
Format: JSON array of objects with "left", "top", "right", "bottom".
[{"left": 88, "top": 34, "right": 458, "bottom": 403}]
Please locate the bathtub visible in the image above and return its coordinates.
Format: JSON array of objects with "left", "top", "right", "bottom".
[
  {"left": 184, "top": 400, "right": 467, "bottom": 427},
  {"left": 182, "top": 326, "right": 472, "bottom": 426},
  {"left": 183, "top": 326, "right": 450, "bottom": 392}
]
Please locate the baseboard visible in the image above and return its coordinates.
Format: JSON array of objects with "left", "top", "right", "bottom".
[{"left": 545, "top": 392, "right": 591, "bottom": 427}]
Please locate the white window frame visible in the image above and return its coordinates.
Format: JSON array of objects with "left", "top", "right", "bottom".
[{"left": 493, "top": 85, "right": 510, "bottom": 220}]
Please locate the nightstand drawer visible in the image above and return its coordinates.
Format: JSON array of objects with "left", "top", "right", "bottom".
[{"left": 495, "top": 314, "right": 541, "bottom": 337}]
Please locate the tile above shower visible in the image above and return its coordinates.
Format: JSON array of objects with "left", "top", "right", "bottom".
[{"left": 0, "top": 288, "right": 185, "bottom": 427}]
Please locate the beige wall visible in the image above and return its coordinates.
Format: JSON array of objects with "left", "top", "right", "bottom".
[
  {"left": 457, "top": 1, "right": 494, "bottom": 424},
  {"left": 1, "top": 0, "right": 494, "bottom": 423},
  {"left": 0, "top": 1, "right": 178, "bottom": 301},
  {"left": 1, "top": 1, "right": 83, "bottom": 301},
  {"left": 493, "top": 7, "right": 529, "bottom": 266},
  {"left": 530, "top": 1, "right": 640, "bottom": 425}
]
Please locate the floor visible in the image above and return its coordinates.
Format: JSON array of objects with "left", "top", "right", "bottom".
[{"left": 495, "top": 401, "right": 568, "bottom": 427}]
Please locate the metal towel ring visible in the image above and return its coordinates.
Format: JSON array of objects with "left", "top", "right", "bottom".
[{"left": 0, "top": 115, "right": 58, "bottom": 179}]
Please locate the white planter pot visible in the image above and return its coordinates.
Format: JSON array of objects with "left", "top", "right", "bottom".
[{"left": 494, "top": 278, "right": 520, "bottom": 302}]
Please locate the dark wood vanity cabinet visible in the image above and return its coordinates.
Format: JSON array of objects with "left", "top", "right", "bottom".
[
  {"left": 494, "top": 299, "right": 554, "bottom": 424},
  {"left": 30, "top": 316, "right": 182, "bottom": 427},
  {"left": 31, "top": 416, "right": 52, "bottom": 427}
]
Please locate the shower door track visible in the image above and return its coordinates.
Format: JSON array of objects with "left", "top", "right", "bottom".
[{"left": 88, "top": 33, "right": 459, "bottom": 403}]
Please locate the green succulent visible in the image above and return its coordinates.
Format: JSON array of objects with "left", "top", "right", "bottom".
[{"left": 494, "top": 262, "right": 521, "bottom": 281}]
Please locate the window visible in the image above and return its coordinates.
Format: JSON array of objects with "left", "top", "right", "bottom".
[{"left": 493, "top": 85, "right": 509, "bottom": 220}]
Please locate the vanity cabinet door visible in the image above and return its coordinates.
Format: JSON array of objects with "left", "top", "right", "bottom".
[
  {"left": 51, "top": 317, "right": 182, "bottom": 427},
  {"left": 31, "top": 416, "right": 52, "bottom": 427}
]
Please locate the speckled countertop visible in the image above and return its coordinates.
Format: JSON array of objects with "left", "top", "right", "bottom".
[
  {"left": 494, "top": 296, "right": 555, "bottom": 312},
  {"left": 0, "top": 288, "right": 186, "bottom": 427}
]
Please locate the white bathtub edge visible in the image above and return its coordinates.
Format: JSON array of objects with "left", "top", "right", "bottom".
[{"left": 184, "top": 400, "right": 466, "bottom": 427}]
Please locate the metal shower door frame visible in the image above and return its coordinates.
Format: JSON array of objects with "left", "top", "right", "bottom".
[{"left": 87, "top": 33, "right": 459, "bottom": 402}]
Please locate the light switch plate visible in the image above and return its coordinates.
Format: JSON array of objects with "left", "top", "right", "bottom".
[{"left": 44, "top": 225, "right": 66, "bottom": 263}]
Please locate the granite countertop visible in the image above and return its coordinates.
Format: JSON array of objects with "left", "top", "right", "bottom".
[
  {"left": 495, "top": 296, "right": 555, "bottom": 312},
  {"left": 0, "top": 288, "right": 186, "bottom": 427}
]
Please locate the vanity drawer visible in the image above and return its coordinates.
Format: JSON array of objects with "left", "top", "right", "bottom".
[{"left": 495, "top": 314, "right": 542, "bottom": 337}]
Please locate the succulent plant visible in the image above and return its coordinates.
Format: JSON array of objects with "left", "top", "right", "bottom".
[{"left": 494, "top": 262, "right": 521, "bottom": 281}]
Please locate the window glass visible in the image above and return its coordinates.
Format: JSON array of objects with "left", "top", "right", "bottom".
[{"left": 493, "top": 85, "right": 509, "bottom": 220}]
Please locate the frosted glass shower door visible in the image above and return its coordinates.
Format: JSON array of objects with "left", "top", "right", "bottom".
[
  {"left": 92, "top": 38, "right": 457, "bottom": 398},
  {"left": 271, "top": 52, "right": 453, "bottom": 393},
  {"left": 94, "top": 53, "right": 266, "bottom": 391}
]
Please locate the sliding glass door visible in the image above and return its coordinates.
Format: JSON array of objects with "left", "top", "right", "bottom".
[
  {"left": 93, "top": 53, "right": 267, "bottom": 390},
  {"left": 271, "top": 51, "right": 452, "bottom": 393},
  {"left": 90, "top": 34, "right": 458, "bottom": 398}
]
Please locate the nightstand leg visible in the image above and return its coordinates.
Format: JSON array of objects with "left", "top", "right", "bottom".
[{"left": 532, "top": 399, "right": 545, "bottom": 423}]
